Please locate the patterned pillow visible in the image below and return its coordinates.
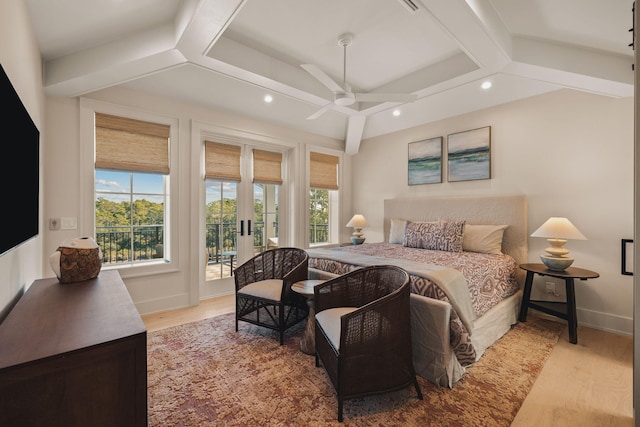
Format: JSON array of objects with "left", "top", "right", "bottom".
[{"left": 403, "top": 220, "right": 466, "bottom": 252}]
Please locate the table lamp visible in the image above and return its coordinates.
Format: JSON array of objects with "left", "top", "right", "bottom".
[
  {"left": 346, "top": 214, "right": 367, "bottom": 245},
  {"left": 530, "top": 217, "right": 587, "bottom": 271}
]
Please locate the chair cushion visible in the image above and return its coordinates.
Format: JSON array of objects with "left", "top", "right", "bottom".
[
  {"left": 237, "top": 279, "right": 283, "bottom": 301},
  {"left": 315, "top": 307, "right": 358, "bottom": 350}
]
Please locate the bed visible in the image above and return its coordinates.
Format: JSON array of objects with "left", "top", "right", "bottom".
[{"left": 307, "top": 195, "right": 527, "bottom": 387}]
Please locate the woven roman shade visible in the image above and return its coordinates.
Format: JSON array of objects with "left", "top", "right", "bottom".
[
  {"left": 95, "top": 113, "right": 170, "bottom": 174},
  {"left": 205, "top": 141, "right": 242, "bottom": 181},
  {"left": 253, "top": 149, "right": 283, "bottom": 184},
  {"left": 310, "top": 152, "right": 339, "bottom": 190}
]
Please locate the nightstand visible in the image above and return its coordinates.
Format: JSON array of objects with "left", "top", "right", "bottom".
[{"left": 518, "top": 263, "right": 599, "bottom": 344}]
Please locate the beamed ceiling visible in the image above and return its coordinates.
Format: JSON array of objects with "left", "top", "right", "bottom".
[{"left": 26, "top": 0, "right": 634, "bottom": 153}]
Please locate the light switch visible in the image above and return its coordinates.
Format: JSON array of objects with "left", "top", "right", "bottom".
[{"left": 60, "top": 217, "right": 77, "bottom": 230}]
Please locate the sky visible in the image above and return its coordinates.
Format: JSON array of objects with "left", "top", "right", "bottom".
[{"left": 96, "top": 170, "right": 266, "bottom": 204}]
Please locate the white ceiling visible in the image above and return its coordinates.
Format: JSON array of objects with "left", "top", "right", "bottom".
[{"left": 26, "top": 0, "right": 635, "bottom": 154}]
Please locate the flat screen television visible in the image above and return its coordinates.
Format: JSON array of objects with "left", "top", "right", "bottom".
[{"left": 0, "top": 64, "right": 40, "bottom": 256}]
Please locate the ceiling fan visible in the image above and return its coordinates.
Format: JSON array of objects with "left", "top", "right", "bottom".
[{"left": 301, "top": 33, "right": 417, "bottom": 120}]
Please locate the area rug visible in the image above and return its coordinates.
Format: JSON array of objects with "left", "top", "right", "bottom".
[{"left": 147, "top": 313, "right": 564, "bottom": 426}]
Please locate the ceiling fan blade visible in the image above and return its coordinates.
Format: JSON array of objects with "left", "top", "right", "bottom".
[
  {"left": 306, "top": 102, "right": 334, "bottom": 120},
  {"left": 301, "top": 64, "right": 345, "bottom": 93},
  {"left": 354, "top": 93, "right": 417, "bottom": 103}
]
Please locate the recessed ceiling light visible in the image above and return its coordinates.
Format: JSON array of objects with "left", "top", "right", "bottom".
[
  {"left": 393, "top": 109, "right": 401, "bottom": 117},
  {"left": 264, "top": 94, "right": 273, "bottom": 103},
  {"left": 481, "top": 81, "right": 492, "bottom": 90}
]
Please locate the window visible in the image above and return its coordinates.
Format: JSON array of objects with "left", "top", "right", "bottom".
[
  {"left": 205, "top": 180, "right": 238, "bottom": 279},
  {"left": 254, "top": 183, "right": 279, "bottom": 251},
  {"left": 204, "top": 141, "right": 241, "bottom": 279},
  {"left": 309, "top": 151, "right": 339, "bottom": 245},
  {"left": 253, "top": 149, "right": 282, "bottom": 252},
  {"left": 94, "top": 113, "right": 170, "bottom": 266},
  {"left": 309, "top": 188, "right": 329, "bottom": 244}
]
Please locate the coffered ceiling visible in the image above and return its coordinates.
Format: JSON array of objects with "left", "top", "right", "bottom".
[{"left": 26, "top": 0, "right": 634, "bottom": 153}]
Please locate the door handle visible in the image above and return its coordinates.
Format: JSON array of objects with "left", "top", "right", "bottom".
[
  {"left": 248, "top": 220, "right": 252, "bottom": 236},
  {"left": 239, "top": 220, "right": 244, "bottom": 236}
]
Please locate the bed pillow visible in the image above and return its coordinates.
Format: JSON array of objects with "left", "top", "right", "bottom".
[
  {"left": 388, "top": 219, "right": 408, "bottom": 244},
  {"left": 403, "top": 220, "right": 465, "bottom": 252},
  {"left": 463, "top": 224, "right": 508, "bottom": 255}
]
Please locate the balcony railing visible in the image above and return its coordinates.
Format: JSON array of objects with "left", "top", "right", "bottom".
[
  {"left": 96, "top": 222, "right": 329, "bottom": 265},
  {"left": 95, "top": 225, "right": 164, "bottom": 265}
]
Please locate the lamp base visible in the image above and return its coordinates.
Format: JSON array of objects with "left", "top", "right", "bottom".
[
  {"left": 540, "top": 255, "right": 574, "bottom": 271},
  {"left": 351, "top": 237, "right": 366, "bottom": 245}
]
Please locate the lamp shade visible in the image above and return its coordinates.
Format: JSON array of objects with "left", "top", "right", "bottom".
[
  {"left": 531, "top": 217, "right": 586, "bottom": 271},
  {"left": 530, "top": 217, "right": 587, "bottom": 240},
  {"left": 346, "top": 214, "right": 367, "bottom": 229}
]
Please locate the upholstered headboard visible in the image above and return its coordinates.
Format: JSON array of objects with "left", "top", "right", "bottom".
[{"left": 383, "top": 195, "right": 528, "bottom": 265}]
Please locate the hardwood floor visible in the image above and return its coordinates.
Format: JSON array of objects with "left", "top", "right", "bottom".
[
  {"left": 512, "top": 321, "right": 634, "bottom": 426},
  {"left": 142, "top": 294, "right": 235, "bottom": 333},
  {"left": 142, "top": 296, "right": 634, "bottom": 426}
]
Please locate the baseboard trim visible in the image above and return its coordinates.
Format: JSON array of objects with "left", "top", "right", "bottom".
[
  {"left": 136, "top": 293, "right": 192, "bottom": 316},
  {"left": 577, "top": 307, "right": 632, "bottom": 336}
]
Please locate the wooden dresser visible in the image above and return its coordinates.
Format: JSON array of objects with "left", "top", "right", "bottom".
[{"left": 0, "top": 270, "right": 147, "bottom": 426}]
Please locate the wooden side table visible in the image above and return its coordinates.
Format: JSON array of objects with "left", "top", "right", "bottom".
[
  {"left": 518, "top": 263, "right": 599, "bottom": 344},
  {"left": 291, "top": 279, "right": 326, "bottom": 355}
]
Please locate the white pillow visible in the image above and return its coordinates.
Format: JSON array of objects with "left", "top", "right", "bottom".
[
  {"left": 462, "top": 224, "right": 508, "bottom": 255},
  {"left": 388, "top": 219, "right": 407, "bottom": 244}
]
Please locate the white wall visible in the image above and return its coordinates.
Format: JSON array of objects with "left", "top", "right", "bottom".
[
  {"left": 353, "top": 89, "right": 634, "bottom": 335},
  {"left": 0, "top": 1, "right": 45, "bottom": 315}
]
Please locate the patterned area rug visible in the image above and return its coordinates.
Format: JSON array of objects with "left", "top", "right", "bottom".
[{"left": 147, "top": 313, "right": 564, "bottom": 426}]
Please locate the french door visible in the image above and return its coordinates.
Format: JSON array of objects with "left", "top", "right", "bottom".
[{"left": 204, "top": 142, "right": 283, "bottom": 291}]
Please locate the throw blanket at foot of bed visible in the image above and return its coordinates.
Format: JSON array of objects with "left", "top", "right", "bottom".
[{"left": 307, "top": 248, "right": 478, "bottom": 368}]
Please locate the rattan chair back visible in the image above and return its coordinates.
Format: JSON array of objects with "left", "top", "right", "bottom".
[
  {"left": 313, "top": 265, "right": 423, "bottom": 422},
  {"left": 234, "top": 247, "right": 309, "bottom": 344}
]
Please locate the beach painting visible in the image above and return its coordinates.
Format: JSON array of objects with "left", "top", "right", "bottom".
[
  {"left": 408, "top": 136, "right": 442, "bottom": 185},
  {"left": 447, "top": 126, "right": 491, "bottom": 182}
]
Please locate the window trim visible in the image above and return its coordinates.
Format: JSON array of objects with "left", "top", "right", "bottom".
[
  {"left": 306, "top": 146, "right": 343, "bottom": 247},
  {"left": 80, "top": 98, "right": 180, "bottom": 277}
]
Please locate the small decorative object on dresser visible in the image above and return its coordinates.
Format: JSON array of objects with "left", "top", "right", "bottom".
[
  {"left": 346, "top": 214, "right": 367, "bottom": 245},
  {"left": 49, "top": 237, "right": 103, "bottom": 283}
]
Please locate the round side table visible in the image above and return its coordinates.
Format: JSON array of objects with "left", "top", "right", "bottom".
[
  {"left": 291, "top": 279, "right": 325, "bottom": 355},
  {"left": 518, "top": 263, "right": 599, "bottom": 344}
]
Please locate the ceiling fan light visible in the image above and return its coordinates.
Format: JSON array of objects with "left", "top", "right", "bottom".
[{"left": 334, "top": 93, "right": 356, "bottom": 106}]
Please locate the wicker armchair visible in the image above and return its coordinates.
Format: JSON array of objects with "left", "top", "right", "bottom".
[
  {"left": 314, "top": 265, "right": 423, "bottom": 422},
  {"left": 234, "top": 247, "right": 309, "bottom": 344}
]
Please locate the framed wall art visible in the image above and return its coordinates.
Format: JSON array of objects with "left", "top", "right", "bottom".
[
  {"left": 447, "top": 126, "right": 491, "bottom": 182},
  {"left": 408, "top": 136, "right": 442, "bottom": 185}
]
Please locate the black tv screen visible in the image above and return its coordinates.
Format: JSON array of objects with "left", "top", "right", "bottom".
[{"left": 0, "top": 64, "right": 39, "bottom": 256}]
